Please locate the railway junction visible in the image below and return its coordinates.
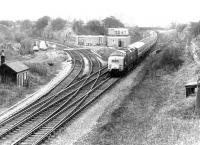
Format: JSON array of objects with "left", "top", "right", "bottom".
[
  {"left": 0, "top": 42, "right": 121, "bottom": 144},
  {"left": 0, "top": 29, "right": 157, "bottom": 144}
]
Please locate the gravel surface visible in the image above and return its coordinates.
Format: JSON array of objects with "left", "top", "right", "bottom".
[{"left": 48, "top": 63, "right": 146, "bottom": 145}]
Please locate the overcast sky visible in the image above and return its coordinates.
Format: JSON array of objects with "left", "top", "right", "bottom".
[{"left": 1, "top": 0, "right": 200, "bottom": 27}]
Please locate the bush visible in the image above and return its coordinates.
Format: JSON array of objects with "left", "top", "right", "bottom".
[
  {"left": 0, "top": 84, "right": 24, "bottom": 107},
  {"left": 19, "top": 38, "right": 34, "bottom": 55},
  {"left": 147, "top": 44, "right": 184, "bottom": 74},
  {"left": 26, "top": 62, "right": 48, "bottom": 76},
  {"left": 14, "top": 32, "right": 26, "bottom": 43}
]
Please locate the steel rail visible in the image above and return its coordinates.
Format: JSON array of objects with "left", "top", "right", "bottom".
[
  {"left": 0, "top": 47, "right": 84, "bottom": 129},
  {"left": 11, "top": 77, "right": 119, "bottom": 145}
]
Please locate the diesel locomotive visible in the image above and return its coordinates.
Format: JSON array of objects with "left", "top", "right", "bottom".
[{"left": 108, "top": 31, "right": 158, "bottom": 76}]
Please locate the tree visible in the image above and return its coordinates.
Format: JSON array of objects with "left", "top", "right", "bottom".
[
  {"left": 14, "top": 32, "right": 26, "bottom": 43},
  {"left": 102, "top": 16, "right": 124, "bottom": 28},
  {"left": 35, "top": 16, "right": 50, "bottom": 32},
  {"left": 20, "top": 20, "right": 32, "bottom": 31},
  {"left": 190, "top": 21, "right": 200, "bottom": 37},
  {"left": 85, "top": 20, "right": 106, "bottom": 35},
  {"left": 72, "top": 20, "right": 84, "bottom": 34},
  {"left": 176, "top": 23, "right": 187, "bottom": 33},
  {"left": 0, "top": 20, "right": 13, "bottom": 27},
  {"left": 51, "top": 18, "right": 66, "bottom": 31},
  {"left": 20, "top": 38, "right": 33, "bottom": 55},
  {"left": 0, "top": 24, "right": 13, "bottom": 41}
]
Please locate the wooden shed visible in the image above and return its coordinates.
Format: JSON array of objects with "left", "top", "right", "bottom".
[{"left": 0, "top": 61, "right": 29, "bottom": 87}]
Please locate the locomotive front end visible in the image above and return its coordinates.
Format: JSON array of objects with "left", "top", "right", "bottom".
[{"left": 108, "top": 53, "right": 125, "bottom": 76}]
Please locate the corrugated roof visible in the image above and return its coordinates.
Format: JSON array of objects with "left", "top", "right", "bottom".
[{"left": 5, "top": 61, "right": 29, "bottom": 73}]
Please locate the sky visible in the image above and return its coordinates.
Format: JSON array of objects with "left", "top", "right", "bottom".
[{"left": 1, "top": 0, "right": 200, "bottom": 27}]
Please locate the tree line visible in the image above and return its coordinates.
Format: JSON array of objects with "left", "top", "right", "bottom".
[{"left": 72, "top": 16, "right": 124, "bottom": 35}]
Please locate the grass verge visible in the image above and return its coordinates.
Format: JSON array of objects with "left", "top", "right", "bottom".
[{"left": 75, "top": 38, "right": 200, "bottom": 145}]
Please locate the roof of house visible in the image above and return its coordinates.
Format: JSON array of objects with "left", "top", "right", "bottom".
[{"left": 5, "top": 61, "right": 29, "bottom": 73}]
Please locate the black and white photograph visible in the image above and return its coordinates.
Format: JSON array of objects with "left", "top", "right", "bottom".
[{"left": 0, "top": 0, "right": 199, "bottom": 144}]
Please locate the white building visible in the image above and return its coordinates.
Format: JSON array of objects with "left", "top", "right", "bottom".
[
  {"left": 76, "top": 35, "right": 106, "bottom": 46},
  {"left": 75, "top": 28, "right": 130, "bottom": 47},
  {"left": 107, "top": 28, "right": 130, "bottom": 47},
  {"left": 107, "top": 36, "right": 131, "bottom": 47},
  {"left": 107, "top": 28, "right": 129, "bottom": 36}
]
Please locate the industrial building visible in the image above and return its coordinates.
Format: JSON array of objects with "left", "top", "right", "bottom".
[{"left": 76, "top": 28, "right": 131, "bottom": 47}]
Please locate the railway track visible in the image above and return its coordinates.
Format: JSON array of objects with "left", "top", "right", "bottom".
[
  {"left": 0, "top": 40, "right": 118, "bottom": 145},
  {"left": 0, "top": 65, "right": 116, "bottom": 145}
]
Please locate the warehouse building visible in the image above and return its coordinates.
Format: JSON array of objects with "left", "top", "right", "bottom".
[{"left": 0, "top": 50, "right": 29, "bottom": 87}]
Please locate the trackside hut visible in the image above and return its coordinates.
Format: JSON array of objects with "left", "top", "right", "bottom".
[{"left": 0, "top": 61, "right": 29, "bottom": 87}]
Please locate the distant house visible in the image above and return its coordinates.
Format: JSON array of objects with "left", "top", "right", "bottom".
[
  {"left": 0, "top": 51, "right": 29, "bottom": 87},
  {"left": 107, "top": 28, "right": 131, "bottom": 47}
]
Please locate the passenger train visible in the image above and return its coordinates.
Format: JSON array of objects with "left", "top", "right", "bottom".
[{"left": 108, "top": 31, "right": 158, "bottom": 76}]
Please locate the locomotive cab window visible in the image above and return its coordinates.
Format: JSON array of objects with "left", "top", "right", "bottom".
[{"left": 112, "top": 59, "right": 119, "bottom": 63}]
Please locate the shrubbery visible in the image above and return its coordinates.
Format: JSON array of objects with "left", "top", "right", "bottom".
[
  {"left": 26, "top": 62, "right": 48, "bottom": 76},
  {"left": 146, "top": 43, "right": 184, "bottom": 74},
  {"left": 0, "top": 84, "right": 24, "bottom": 107},
  {"left": 19, "top": 38, "right": 33, "bottom": 55}
]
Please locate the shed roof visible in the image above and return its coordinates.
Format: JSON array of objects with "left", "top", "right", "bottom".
[{"left": 5, "top": 61, "right": 29, "bottom": 73}]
